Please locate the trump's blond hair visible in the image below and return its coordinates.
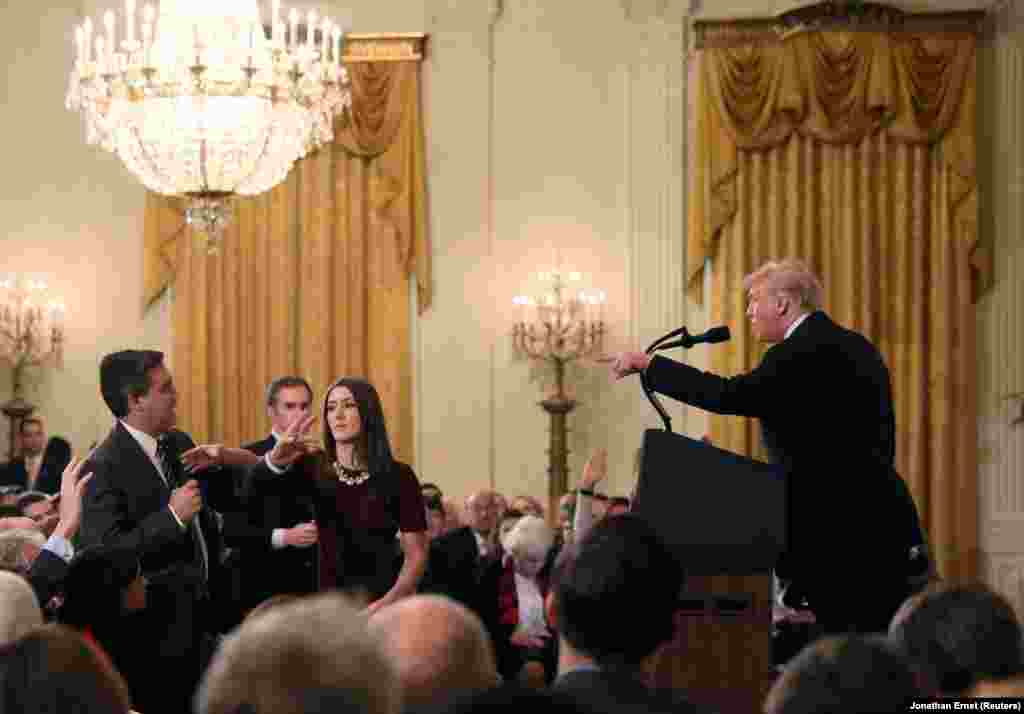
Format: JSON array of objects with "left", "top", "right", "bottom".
[{"left": 743, "top": 259, "right": 824, "bottom": 312}]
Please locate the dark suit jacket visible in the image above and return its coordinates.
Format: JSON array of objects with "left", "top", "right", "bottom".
[
  {"left": 645, "top": 311, "right": 911, "bottom": 623},
  {"left": 421, "top": 526, "right": 503, "bottom": 644},
  {"left": 0, "top": 458, "right": 61, "bottom": 495},
  {"left": 551, "top": 669, "right": 706, "bottom": 714},
  {"left": 79, "top": 422, "right": 231, "bottom": 658},
  {"left": 232, "top": 436, "right": 317, "bottom": 608},
  {"left": 27, "top": 549, "right": 69, "bottom": 612}
]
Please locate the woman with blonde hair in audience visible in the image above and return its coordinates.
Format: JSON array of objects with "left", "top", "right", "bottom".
[{"left": 497, "top": 515, "right": 559, "bottom": 688}]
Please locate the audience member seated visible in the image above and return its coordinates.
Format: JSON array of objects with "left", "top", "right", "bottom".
[
  {"left": 196, "top": 592, "right": 398, "bottom": 714},
  {"left": 15, "top": 491, "right": 59, "bottom": 535},
  {"left": 497, "top": 508, "right": 524, "bottom": 549},
  {"left": 546, "top": 515, "right": 704, "bottom": 714},
  {"left": 59, "top": 545, "right": 148, "bottom": 706},
  {"left": 764, "top": 636, "right": 918, "bottom": 714},
  {"left": 369, "top": 594, "right": 500, "bottom": 712},
  {"left": 421, "top": 489, "right": 504, "bottom": 645},
  {"left": 425, "top": 493, "right": 447, "bottom": 541},
  {"left": 0, "top": 571, "right": 42, "bottom": 645},
  {"left": 497, "top": 515, "right": 558, "bottom": 688},
  {"left": 509, "top": 495, "right": 544, "bottom": 519},
  {"left": 0, "top": 417, "right": 68, "bottom": 494},
  {"left": 888, "top": 582, "right": 1024, "bottom": 697},
  {"left": 0, "top": 623, "right": 132, "bottom": 714},
  {"left": 0, "top": 527, "right": 45, "bottom": 575}
]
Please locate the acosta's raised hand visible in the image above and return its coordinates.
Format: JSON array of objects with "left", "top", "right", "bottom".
[{"left": 268, "top": 414, "right": 319, "bottom": 469}]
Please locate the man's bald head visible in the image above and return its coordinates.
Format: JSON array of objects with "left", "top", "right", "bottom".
[{"left": 369, "top": 595, "right": 498, "bottom": 712}]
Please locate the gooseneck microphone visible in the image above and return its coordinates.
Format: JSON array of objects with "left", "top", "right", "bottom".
[
  {"left": 654, "top": 325, "right": 731, "bottom": 351},
  {"left": 641, "top": 324, "right": 732, "bottom": 433}
]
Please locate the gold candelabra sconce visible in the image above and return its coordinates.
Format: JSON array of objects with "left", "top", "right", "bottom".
[{"left": 512, "top": 268, "right": 606, "bottom": 520}]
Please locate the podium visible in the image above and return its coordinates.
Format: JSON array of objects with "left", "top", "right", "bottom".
[{"left": 632, "top": 429, "right": 786, "bottom": 714}]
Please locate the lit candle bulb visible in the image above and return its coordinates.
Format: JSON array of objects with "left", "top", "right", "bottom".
[
  {"left": 332, "top": 25, "right": 342, "bottom": 67},
  {"left": 104, "top": 10, "right": 115, "bottom": 64},
  {"left": 321, "top": 18, "right": 330, "bottom": 62},
  {"left": 306, "top": 10, "right": 317, "bottom": 48},
  {"left": 95, "top": 35, "right": 106, "bottom": 72},
  {"left": 288, "top": 9, "right": 298, "bottom": 50},
  {"left": 271, "top": 0, "right": 281, "bottom": 43},
  {"left": 142, "top": 4, "right": 154, "bottom": 64},
  {"left": 83, "top": 17, "right": 93, "bottom": 64},
  {"left": 125, "top": 0, "right": 135, "bottom": 47},
  {"left": 75, "top": 25, "right": 85, "bottom": 67}
]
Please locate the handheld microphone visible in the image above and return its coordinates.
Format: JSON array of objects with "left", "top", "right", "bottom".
[{"left": 655, "top": 325, "right": 731, "bottom": 351}]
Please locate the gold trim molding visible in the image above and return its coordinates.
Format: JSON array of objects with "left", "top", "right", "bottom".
[
  {"left": 694, "top": 3, "right": 984, "bottom": 48},
  {"left": 343, "top": 33, "right": 428, "bottom": 62}
]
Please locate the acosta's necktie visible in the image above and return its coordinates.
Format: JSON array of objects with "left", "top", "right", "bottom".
[{"left": 157, "top": 435, "right": 209, "bottom": 583}]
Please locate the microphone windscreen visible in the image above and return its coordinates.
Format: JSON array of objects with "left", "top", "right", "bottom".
[{"left": 704, "top": 326, "right": 731, "bottom": 343}]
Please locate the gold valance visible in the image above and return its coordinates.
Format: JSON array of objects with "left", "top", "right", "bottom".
[{"left": 688, "top": 27, "right": 985, "bottom": 300}]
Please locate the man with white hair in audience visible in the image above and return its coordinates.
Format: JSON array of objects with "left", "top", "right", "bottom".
[
  {"left": 369, "top": 594, "right": 500, "bottom": 712},
  {"left": 0, "top": 527, "right": 46, "bottom": 575},
  {"left": 196, "top": 592, "right": 399, "bottom": 714},
  {"left": 0, "top": 571, "right": 42, "bottom": 645}
]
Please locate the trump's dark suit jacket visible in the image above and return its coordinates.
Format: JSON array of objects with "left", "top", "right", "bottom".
[{"left": 645, "top": 311, "right": 912, "bottom": 629}]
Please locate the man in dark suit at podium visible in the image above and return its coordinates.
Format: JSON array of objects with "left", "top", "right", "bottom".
[{"left": 607, "top": 259, "right": 912, "bottom": 634}]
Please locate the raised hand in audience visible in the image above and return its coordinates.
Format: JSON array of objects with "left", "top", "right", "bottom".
[
  {"left": 579, "top": 448, "right": 608, "bottom": 492},
  {"left": 53, "top": 452, "right": 95, "bottom": 541},
  {"left": 268, "top": 414, "right": 319, "bottom": 469}
]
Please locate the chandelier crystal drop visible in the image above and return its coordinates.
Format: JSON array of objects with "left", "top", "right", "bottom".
[{"left": 66, "top": 0, "right": 352, "bottom": 252}]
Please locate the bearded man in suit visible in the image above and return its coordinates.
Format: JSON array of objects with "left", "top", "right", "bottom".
[{"left": 607, "top": 259, "right": 916, "bottom": 634}]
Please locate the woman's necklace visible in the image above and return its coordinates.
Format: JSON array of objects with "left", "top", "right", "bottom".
[{"left": 333, "top": 459, "right": 370, "bottom": 486}]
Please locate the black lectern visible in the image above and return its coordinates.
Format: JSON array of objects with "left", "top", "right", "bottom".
[
  {"left": 633, "top": 428, "right": 786, "bottom": 574},
  {"left": 633, "top": 429, "right": 785, "bottom": 714}
]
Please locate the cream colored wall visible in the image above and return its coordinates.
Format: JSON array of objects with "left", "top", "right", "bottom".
[
  {"left": 0, "top": 2, "right": 171, "bottom": 460},
  {"left": 0, "top": 0, "right": 708, "bottom": 506},
  {"left": 411, "top": 0, "right": 706, "bottom": 505},
  {"left": 977, "top": 0, "right": 1024, "bottom": 611}
]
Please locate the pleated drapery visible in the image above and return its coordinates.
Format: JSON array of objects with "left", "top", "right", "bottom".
[
  {"left": 142, "top": 52, "right": 428, "bottom": 465},
  {"left": 689, "top": 28, "right": 981, "bottom": 581}
]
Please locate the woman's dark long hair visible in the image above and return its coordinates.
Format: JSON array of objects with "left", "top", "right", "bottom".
[{"left": 321, "top": 377, "right": 396, "bottom": 476}]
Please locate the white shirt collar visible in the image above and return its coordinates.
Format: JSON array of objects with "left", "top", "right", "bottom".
[
  {"left": 120, "top": 420, "right": 162, "bottom": 471},
  {"left": 784, "top": 312, "right": 811, "bottom": 341}
]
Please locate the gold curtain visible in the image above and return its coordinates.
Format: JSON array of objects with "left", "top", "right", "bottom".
[
  {"left": 689, "top": 30, "right": 980, "bottom": 581},
  {"left": 142, "top": 58, "right": 428, "bottom": 464}
]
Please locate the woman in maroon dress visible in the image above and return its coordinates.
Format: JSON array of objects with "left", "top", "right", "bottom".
[{"left": 259, "top": 378, "right": 428, "bottom": 614}]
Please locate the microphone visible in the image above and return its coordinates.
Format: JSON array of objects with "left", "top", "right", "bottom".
[{"left": 655, "top": 325, "right": 731, "bottom": 351}]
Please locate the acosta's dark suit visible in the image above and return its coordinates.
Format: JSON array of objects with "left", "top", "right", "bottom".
[
  {"left": 645, "top": 311, "right": 912, "bottom": 632},
  {"left": 231, "top": 435, "right": 317, "bottom": 610},
  {"left": 80, "top": 423, "right": 231, "bottom": 714}
]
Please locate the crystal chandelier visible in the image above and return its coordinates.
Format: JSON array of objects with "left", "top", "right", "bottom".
[
  {"left": 0, "top": 277, "right": 64, "bottom": 401},
  {"left": 66, "top": 0, "right": 351, "bottom": 253}
]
